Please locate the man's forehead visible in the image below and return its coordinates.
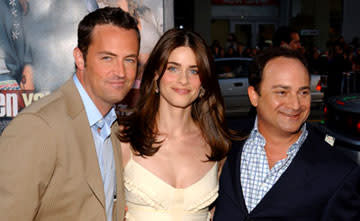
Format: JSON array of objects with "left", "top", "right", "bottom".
[
  {"left": 92, "top": 24, "right": 133, "bottom": 37},
  {"left": 264, "top": 56, "right": 304, "bottom": 69},
  {"left": 261, "top": 57, "right": 310, "bottom": 85},
  {"left": 89, "top": 24, "right": 139, "bottom": 49}
]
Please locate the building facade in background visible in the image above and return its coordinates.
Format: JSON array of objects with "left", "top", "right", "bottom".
[{"left": 186, "top": 0, "right": 355, "bottom": 52}]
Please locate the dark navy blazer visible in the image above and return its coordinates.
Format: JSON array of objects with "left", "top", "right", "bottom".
[{"left": 214, "top": 124, "right": 360, "bottom": 221}]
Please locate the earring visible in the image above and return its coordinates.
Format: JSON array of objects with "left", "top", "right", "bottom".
[
  {"left": 199, "top": 87, "right": 205, "bottom": 98},
  {"left": 154, "top": 82, "right": 159, "bottom": 94}
]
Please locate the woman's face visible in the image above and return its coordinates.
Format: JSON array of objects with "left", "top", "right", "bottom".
[{"left": 158, "top": 46, "right": 202, "bottom": 109}]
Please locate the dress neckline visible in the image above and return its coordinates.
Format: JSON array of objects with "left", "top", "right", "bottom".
[{"left": 125, "top": 157, "right": 218, "bottom": 190}]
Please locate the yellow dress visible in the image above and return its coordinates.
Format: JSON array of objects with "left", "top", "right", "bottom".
[{"left": 124, "top": 154, "right": 218, "bottom": 221}]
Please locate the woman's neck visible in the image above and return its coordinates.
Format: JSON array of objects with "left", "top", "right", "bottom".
[{"left": 156, "top": 105, "right": 197, "bottom": 137}]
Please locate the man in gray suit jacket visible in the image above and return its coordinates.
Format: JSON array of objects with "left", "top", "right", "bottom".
[{"left": 0, "top": 7, "right": 140, "bottom": 221}]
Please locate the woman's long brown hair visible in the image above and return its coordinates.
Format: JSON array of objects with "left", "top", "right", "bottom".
[{"left": 118, "top": 28, "right": 239, "bottom": 161}]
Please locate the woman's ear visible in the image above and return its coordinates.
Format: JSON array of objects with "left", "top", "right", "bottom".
[
  {"left": 153, "top": 72, "right": 160, "bottom": 93},
  {"left": 248, "top": 86, "right": 259, "bottom": 107},
  {"left": 154, "top": 72, "right": 159, "bottom": 81}
]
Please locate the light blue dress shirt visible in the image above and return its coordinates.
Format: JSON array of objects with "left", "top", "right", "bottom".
[{"left": 73, "top": 75, "right": 116, "bottom": 221}]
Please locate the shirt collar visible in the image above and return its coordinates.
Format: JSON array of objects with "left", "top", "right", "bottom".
[
  {"left": 250, "top": 116, "right": 308, "bottom": 155},
  {"left": 248, "top": 117, "right": 262, "bottom": 142},
  {"left": 289, "top": 123, "right": 308, "bottom": 155},
  {"left": 73, "top": 75, "right": 116, "bottom": 128}
]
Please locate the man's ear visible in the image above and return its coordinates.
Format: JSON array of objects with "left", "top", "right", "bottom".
[
  {"left": 73, "top": 48, "right": 85, "bottom": 71},
  {"left": 248, "top": 86, "right": 259, "bottom": 107}
]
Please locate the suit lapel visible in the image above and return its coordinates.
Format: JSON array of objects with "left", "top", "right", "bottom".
[
  {"left": 61, "top": 79, "right": 106, "bottom": 209},
  {"left": 228, "top": 140, "right": 249, "bottom": 213},
  {"left": 111, "top": 121, "right": 125, "bottom": 219},
  {"left": 251, "top": 132, "right": 314, "bottom": 214}
]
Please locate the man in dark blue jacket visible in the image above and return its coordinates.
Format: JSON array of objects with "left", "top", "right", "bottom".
[{"left": 214, "top": 48, "right": 360, "bottom": 221}]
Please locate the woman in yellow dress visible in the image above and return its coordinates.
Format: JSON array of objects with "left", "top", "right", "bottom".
[{"left": 118, "top": 28, "right": 236, "bottom": 220}]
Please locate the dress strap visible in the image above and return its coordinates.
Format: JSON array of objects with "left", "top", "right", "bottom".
[
  {"left": 129, "top": 148, "right": 134, "bottom": 160},
  {"left": 124, "top": 147, "right": 134, "bottom": 169}
]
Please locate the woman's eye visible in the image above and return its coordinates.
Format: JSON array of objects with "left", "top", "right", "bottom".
[
  {"left": 189, "top": 69, "right": 199, "bottom": 75},
  {"left": 168, "top": 66, "right": 177, "bottom": 72}
]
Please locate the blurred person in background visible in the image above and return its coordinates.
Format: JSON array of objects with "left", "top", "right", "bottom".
[
  {"left": 326, "top": 42, "right": 351, "bottom": 98},
  {"left": 272, "top": 26, "right": 302, "bottom": 51},
  {"left": 211, "top": 40, "right": 224, "bottom": 58},
  {"left": 225, "top": 33, "right": 238, "bottom": 52},
  {"left": 236, "top": 42, "right": 246, "bottom": 57},
  {"left": 0, "top": 0, "right": 34, "bottom": 91},
  {"left": 0, "top": 0, "right": 34, "bottom": 134}
]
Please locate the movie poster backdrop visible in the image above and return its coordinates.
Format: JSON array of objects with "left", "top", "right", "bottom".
[{"left": 0, "top": 0, "right": 171, "bottom": 134}]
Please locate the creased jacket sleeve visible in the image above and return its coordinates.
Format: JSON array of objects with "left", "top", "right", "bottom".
[{"left": 0, "top": 113, "right": 57, "bottom": 220}]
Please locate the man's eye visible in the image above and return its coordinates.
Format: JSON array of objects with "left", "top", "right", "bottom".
[
  {"left": 125, "top": 58, "right": 136, "bottom": 63},
  {"left": 275, "top": 91, "right": 286, "bottom": 96},
  {"left": 102, "top": 56, "right": 112, "bottom": 61},
  {"left": 300, "top": 90, "right": 310, "bottom": 96}
]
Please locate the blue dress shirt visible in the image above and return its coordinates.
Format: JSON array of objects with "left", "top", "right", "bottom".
[
  {"left": 241, "top": 117, "right": 308, "bottom": 212},
  {"left": 73, "top": 75, "right": 116, "bottom": 221}
]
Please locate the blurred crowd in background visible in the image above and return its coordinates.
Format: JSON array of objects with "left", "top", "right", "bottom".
[{"left": 211, "top": 31, "right": 360, "bottom": 98}]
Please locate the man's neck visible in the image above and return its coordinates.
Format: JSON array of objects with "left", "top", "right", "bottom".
[{"left": 257, "top": 125, "right": 303, "bottom": 168}]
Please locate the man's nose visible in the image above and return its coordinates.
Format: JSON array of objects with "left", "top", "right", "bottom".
[
  {"left": 114, "top": 60, "right": 125, "bottom": 77},
  {"left": 289, "top": 94, "right": 301, "bottom": 110}
]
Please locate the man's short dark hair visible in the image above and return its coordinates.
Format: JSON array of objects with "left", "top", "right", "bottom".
[
  {"left": 272, "top": 26, "right": 298, "bottom": 47},
  {"left": 249, "top": 47, "right": 309, "bottom": 94},
  {"left": 77, "top": 7, "right": 140, "bottom": 61}
]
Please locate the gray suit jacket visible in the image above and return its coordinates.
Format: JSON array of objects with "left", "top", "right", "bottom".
[{"left": 0, "top": 79, "right": 125, "bottom": 220}]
